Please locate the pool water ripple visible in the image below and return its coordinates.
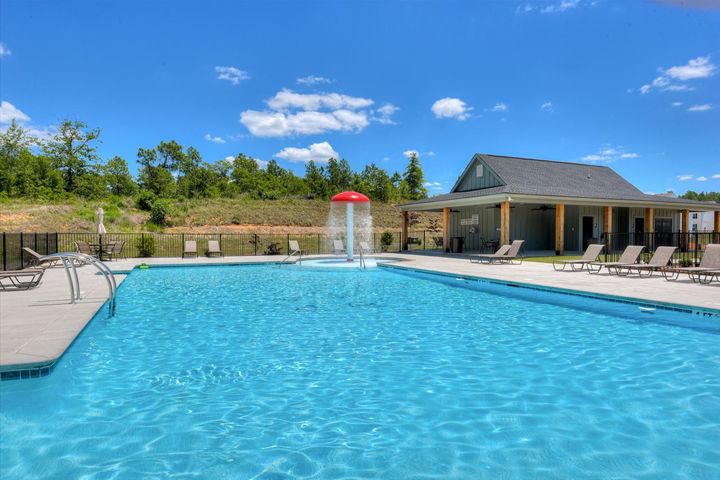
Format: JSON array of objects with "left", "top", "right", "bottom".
[{"left": 1, "top": 265, "right": 719, "bottom": 479}]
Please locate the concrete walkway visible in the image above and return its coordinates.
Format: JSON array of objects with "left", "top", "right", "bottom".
[{"left": 1, "top": 253, "right": 718, "bottom": 374}]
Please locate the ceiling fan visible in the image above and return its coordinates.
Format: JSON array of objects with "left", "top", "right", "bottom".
[{"left": 531, "top": 205, "right": 556, "bottom": 212}]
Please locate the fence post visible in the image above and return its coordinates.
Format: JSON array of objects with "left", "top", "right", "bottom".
[
  {"left": 45, "top": 232, "right": 49, "bottom": 255},
  {"left": 20, "top": 232, "right": 24, "bottom": 269},
  {"left": 2, "top": 232, "right": 5, "bottom": 271},
  {"left": 317, "top": 233, "right": 320, "bottom": 254},
  {"left": 287, "top": 234, "right": 290, "bottom": 254},
  {"left": 254, "top": 234, "right": 258, "bottom": 256}
]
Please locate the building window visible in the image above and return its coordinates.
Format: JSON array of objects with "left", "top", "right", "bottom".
[
  {"left": 692, "top": 224, "right": 697, "bottom": 231},
  {"left": 692, "top": 213, "right": 698, "bottom": 219},
  {"left": 476, "top": 165, "right": 484, "bottom": 177}
]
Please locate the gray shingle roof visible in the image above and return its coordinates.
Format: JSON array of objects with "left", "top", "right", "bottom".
[{"left": 402, "top": 153, "right": 718, "bottom": 208}]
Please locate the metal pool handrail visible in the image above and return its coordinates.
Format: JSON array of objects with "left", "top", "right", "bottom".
[{"left": 39, "top": 252, "right": 117, "bottom": 316}]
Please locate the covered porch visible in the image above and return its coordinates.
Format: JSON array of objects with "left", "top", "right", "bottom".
[{"left": 400, "top": 194, "right": 720, "bottom": 256}]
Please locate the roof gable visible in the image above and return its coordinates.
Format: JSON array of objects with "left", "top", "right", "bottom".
[{"left": 451, "top": 155, "right": 505, "bottom": 192}]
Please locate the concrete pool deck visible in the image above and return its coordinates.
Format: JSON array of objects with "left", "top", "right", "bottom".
[{"left": 1, "top": 253, "right": 718, "bottom": 375}]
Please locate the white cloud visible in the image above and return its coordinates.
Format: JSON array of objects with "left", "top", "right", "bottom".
[
  {"left": 665, "top": 56, "right": 716, "bottom": 80},
  {"left": 581, "top": 145, "right": 639, "bottom": 163},
  {"left": 491, "top": 102, "right": 508, "bottom": 112},
  {"left": 266, "top": 89, "right": 373, "bottom": 111},
  {"left": 711, "top": 174, "right": 720, "bottom": 179},
  {"left": 424, "top": 181, "right": 443, "bottom": 191},
  {"left": 677, "top": 174, "right": 694, "bottom": 181},
  {"left": 697, "top": 176, "right": 708, "bottom": 182},
  {"left": 240, "top": 109, "right": 368, "bottom": 137},
  {"left": 0, "top": 101, "right": 31, "bottom": 123},
  {"left": 540, "top": 101, "right": 554, "bottom": 112},
  {"left": 0, "top": 43, "right": 11, "bottom": 58},
  {"left": 687, "top": 104, "right": 712, "bottom": 112},
  {"left": 373, "top": 103, "right": 399, "bottom": 125},
  {"left": 541, "top": 0, "right": 580, "bottom": 13},
  {"left": 403, "top": 149, "right": 419, "bottom": 159},
  {"left": 516, "top": 4, "right": 534, "bottom": 13},
  {"left": 224, "top": 154, "right": 268, "bottom": 169},
  {"left": 275, "top": 141, "right": 339, "bottom": 163},
  {"left": 672, "top": 101, "right": 684, "bottom": 107},
  {"left": 426, "top": 151, "right": 436, "bottom": 157},
  {"left": 215, "top": 66, "right": 250, "bottom": 85},
  {"left": 431, "top": 97, "right": 473, "bottom": 120},
  {"left": 204, "top": 133, "right": 226, "bottom": 144},
  {"left": 296, "top": 75, "right": 334, "bottom": 86},
  {"left": 637, "top": 55, "right": 716, "bottom": 94}
]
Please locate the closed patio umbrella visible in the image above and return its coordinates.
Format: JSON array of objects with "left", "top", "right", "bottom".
[{"left": 97, "top": 207, "right": 107, "bottom": 235}]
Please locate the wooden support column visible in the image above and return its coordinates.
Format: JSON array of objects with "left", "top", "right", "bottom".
[
  {"left": 500, "top": 201, "right": 510, "bottom": 247},
  {"left": 401, "top": 211, "right": 409, "bottom": 251},
  {"left": 714, "top": 211, "right": 720, "bottom": 244},
  {"left": 681, "top": 209, "right": 689, "bottom": 233},
  {"left": 603, "top": 206, "right": 613, "bottom": 252},
  {"left": 645, "top": 208, "right": 654, "bottom": 233},
  {"left": 681, "top": 209, "right": 689, "bottom": 251},
  {"left": 555, "top": 204, "right": 565, "bottom": 255},
  {"left": 442, "top": 207, "right": 451, "bottom": 253}
]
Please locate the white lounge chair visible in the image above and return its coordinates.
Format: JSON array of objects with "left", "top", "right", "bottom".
[
  {"left": 588, "top": 245, "right": 645, "bottom": 274},
  {"left": 183, "top": 240, "right": 197, "bottom": 258},
  {"left": 552, "top": 244, "right": 604, "bottom": 271},
  {"left": 333, "top": 240, "right": 346, "bottom": 255},
  {"left": 206, "top": 240, "right": 223, "bottom": 257}
]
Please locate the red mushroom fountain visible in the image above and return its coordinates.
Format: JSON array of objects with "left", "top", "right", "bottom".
[{"left": 330, "top": 191, "right": 370, "bottom": 261}]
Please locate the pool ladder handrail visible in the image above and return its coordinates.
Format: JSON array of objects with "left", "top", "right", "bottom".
[
  {"left": 357, "top": 245, "right": 367, "bottom": 269},
  {"left": 283, "top": 248, "right": 303, "bottom": 265},
  {"left": 39, "top": 252, "right": 117, "bottom": 316}
]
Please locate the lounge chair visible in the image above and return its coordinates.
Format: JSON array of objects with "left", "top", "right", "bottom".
[
  {"left": 616, "top": 246, "right": 676, "bottom": 277},
  {"left": 552, "top": 244, "right": 604, "bottom": 271},
  {"left": 0, "top": 268, "right": 45, "bottom": 290},
  {"left": 662, "top": 244, "right": 720, "bottom": 283},
  {"left": 588, "top": 245, "right": 645, "bottom": 275},
  {"left": 471, "top": 240, "right": 524, "bottom": 264},
  {"left": 359, "top": 241, "right": 373, "bottom": 254},
  {"left": 206, "top": 240, "right": 223, "bottom": 257},
  {"left": 288, "top": 240, "right": 305, "bottom": 258},
  {"left": 183, "top": 240, "right": 197, "bottom": 258},
  {"left": 333, "top": 240, "right": 346, "bottom": 255},
  {"left": 22, "top": 247, "right": 60, "bottom": 268}
]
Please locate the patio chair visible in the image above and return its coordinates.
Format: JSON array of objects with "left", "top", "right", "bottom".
[
  {"left": 333, "top": 240, "right": 346, "bottom": 255},
  {"left": 588, "top": 245, "right": 645, "bottom": 275},
  {"left": 359, "top": 241, "right": 374, "bottom": 254},
  {"left": 75, "top": 241, "right": 97, "bottom": 258},
  {"left": 21, "top": 247, "right": 61, "bottom": 268},
  {"left": 286, "top": 240, "right": 306, "bottom": 261},
  {"left": 183, "top": 240, "right": 198, "bottom": 258},
  {"left": 616, "top": 246, "right": 676, "bottom": 277},
  {"left": 552, "top": 244, "right": 605, "bottom": 272},
  {"left": 471, "top": 240, "right": 525, "bottom": 264},
  {"left": 661, "top": 244, "right": 720, "bottom": 283},
  {"left": 206, "top": 240, "right": 223, "bottom": 257},
  {"left": 107, "top": 240, "right": 127, "bottom": 261},
  {"left": 432, "top": 237, "right": 444, "bottom": 249},
  {"left": 0, "top": 268, "right": 45, "bottom": 290}
]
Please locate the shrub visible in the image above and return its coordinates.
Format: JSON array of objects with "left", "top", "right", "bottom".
[
  {"left": 380, "top": 231, "right": 394, "bottom": 252},
  {"left": 135, "top": 190, "right": 156, "bottom": 211},
  {"left": 135, "top": 235, "right": 155, "bottom": 257},
  {"left": 149, "top": 198, "right": 173, "bottom": 226}
]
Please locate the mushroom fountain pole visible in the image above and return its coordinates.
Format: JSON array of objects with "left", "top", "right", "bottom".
[{"left": 330, "top": 191, "right": 370, "bottom": 262}]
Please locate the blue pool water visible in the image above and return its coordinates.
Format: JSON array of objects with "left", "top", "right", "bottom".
[{"left": 1, "top": 265, "right": 719, "bottom": 479}]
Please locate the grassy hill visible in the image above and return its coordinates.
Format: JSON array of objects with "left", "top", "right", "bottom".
[{"left": 0, "top": 197, "right": 440, "bottom": 233}]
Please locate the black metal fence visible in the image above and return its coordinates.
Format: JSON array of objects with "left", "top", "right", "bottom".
[
  {"left": 0, "top": 230, "right": 447, "bottom": 270},
  {"left": 602, "top": 231, "right": 720, "bottom": 266}
]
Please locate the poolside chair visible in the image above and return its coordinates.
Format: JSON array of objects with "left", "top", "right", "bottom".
[
  {"left": 588, "top": 245, "right": 645, "bottom": 275},
  {"left": 552, "top": 244, "right": 604, "bottom": 271},
  {"left": 471, "top": 240, "right": 525, "bottom": 264},
  {"left": 75, "top": 241, "right": 96, "bottom": 257},
  {"left": 359, "top": 241, "right": 374, "bottom": 254},
  {"left": 0, "top": 268, "right": 45, "bottom": 290},
  {"left": 22, "top": 247, "right": 61, "bottom": 268},
  {"left": 287, "top": 240, "right": 306, "bottom": 260},
  {"left": 616, "top": 246, "right": 676, "bottom": 277},
  {"left": 206, "top": 240, "right": 223, "bottom": 257},
  {"left": 333, "top": 240, "right": 346, "bottom": 255},
  {"left": 107, "top": 240, "right": 127, "bottom": 261},
  {"left": 183, "top": 240, "right": 197, "bottom": 258},
  {"left": 661, "top": 244, "right": 720, "bottom": 283}
]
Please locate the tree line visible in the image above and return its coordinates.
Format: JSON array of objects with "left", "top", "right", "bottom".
[{"left": 0, "top": 119, "right": 430, "bottom": 213}]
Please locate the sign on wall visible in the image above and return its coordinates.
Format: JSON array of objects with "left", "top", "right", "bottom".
[{"left": 460, "top": 214, "right": 479, "bottom": 226}]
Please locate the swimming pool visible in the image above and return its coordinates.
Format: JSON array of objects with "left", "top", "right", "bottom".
[{"left": 1, "top": 264, "right": 718, "bottom": 478}]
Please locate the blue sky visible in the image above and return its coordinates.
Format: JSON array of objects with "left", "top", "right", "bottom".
[{"left": 1, "top": 0, "right": 719, "bottom": 195}]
